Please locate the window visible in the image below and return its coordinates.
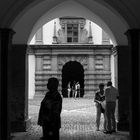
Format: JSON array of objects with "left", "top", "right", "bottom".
[{"left": 67, "top": 24, "right": 78, "bottom": 43}]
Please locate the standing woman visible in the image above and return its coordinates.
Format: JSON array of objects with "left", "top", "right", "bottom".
[
  {"left": 94, "top": 83, "right": 106, "bottom": 131},
  {"left": 38, "top": 77, "right": 63, "bottom": 140}
]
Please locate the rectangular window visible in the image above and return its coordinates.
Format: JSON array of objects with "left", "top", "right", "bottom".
[{"left": 67, "top": 24, "right": 78, "bottom": 43}]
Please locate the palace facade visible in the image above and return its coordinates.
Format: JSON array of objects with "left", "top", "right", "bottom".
[{"left": 28, "top": 17, "right": 113, "bottom": 98}]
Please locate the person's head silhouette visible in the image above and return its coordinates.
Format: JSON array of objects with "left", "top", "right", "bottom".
[
  {"left": 107, "top": 81, "right": 112, "bottom": 87},
  {"left": 99, "top": 83, "right": 104, "bottom": 90},
  {"left": 47, "top": 77, "right": 59, "bottom": 91}
]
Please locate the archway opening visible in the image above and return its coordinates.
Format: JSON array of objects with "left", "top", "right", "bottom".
[
  {"left": 0, "top": 0, "right": 131, "bottom": 138},
  {"left": 62, "top": 61, "right": 84, "bottom": 97}
]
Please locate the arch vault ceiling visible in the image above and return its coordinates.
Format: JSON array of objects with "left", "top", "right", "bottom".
[{"left": 0, "top": 0, "right": 140, "bottom": 45}]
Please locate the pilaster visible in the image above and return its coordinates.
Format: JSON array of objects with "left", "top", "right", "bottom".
[
  {"left": 88, "top": 55, "right": 95, "bottom": 71},
  {"left": 111, "top": 47, "right": 118, "bottom": 88},
  {"left": 125, "top": 29, "right": 140, "bottom": 140},
  {"left": 103, "top": 55, "right": 110, "bottom": 71},
  {"left": 35, "top": 55, "right": 42, "bottom": 71},
  {"left": 51, "top": 55, "right": 58, "bottom": 71},
  {"left": 0, "top": 28, "right": 15, "bottom": 140},
  {"left": 114, "top": 45, "right": 131, "bottom": 131},
  {"left": 10, "top": 44, "right": 30, "bottom": 132}
]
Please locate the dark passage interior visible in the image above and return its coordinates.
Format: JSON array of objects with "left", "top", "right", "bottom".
[{"left": 62, "top": 61, "right": 84, "bottom": 97}]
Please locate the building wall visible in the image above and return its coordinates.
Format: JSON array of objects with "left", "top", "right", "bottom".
[{"left": 28, "top": 45, "right": 112, "bottom": 98}]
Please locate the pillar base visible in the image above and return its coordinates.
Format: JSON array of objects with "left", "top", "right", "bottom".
[
  {"left": 117, "top": 121, "right": 129, "bottom": 131},
  {"left": 11, "top": 118, "right": 31, "bottom": 132}
]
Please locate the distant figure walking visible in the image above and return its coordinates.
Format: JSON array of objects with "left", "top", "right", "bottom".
[
  {"left": 38, "top": 77, "right": 63, "bottom": 140},
  {"left": 104, "top": 81, "right": 119, "bottom": 134},
  {"left": 67, "top": 82, "right": 71, "bottom": 98},
  {"left": 72, "top": 81, "right": 76, "bottom": 98},
  {"left": 75, "top": 82, "right": 80, "bottom": 98}
]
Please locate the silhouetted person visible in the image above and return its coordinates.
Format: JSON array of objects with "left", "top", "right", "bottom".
[
  {"left": 94, "top": 83, "right": 106, "bottom": 131},
  {"left": 72, "top": 81, "right": 76, "bottom": 98},
  {"left": 75, "top": 82, "right": 80, "bottom": 98},
  {"left": 104, "top": 81, "right": 119, "bottom": 134},
  {"left": 38, "top": 77, "right": 63, "bottom": 140},
  {"left": 67, "top": 82, "right": 71, "bottom": 98}
]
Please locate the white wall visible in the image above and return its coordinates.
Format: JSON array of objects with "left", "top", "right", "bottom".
[
  {"left": 30, "top": 18, "right": 104, "bottom": 44},
  {"left": 28, "top": 55, "right": 35, "bottom": 99},
  {"left": 111, "top": 54, "right": 115, "bottom": 86},
  {"left": 85, "top": 20, "right": 102, "bottom": 44}
]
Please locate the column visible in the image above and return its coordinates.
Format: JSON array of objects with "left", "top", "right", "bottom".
[
  {"left": 125, "top": 29, "right": 140, "bottom": 140},
  {"left": 10, "top": 44, "right": 30, "bottom": 132},
  {"left": 114, "top": 45, "right": 131, "bottom": 131},
  {"left": 111, "top": 47, "right": 119, "bottom": 124},
  {"left": 111, "top": 47, "right": 118, "bottom": 88},
  {"left": 0, "top": 28, "right": 15, "bottom": 140}
]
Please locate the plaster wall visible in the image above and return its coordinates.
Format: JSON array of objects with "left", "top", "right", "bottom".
[
  {"left": 30, "top": 19, "right": 103, "bottom": 44},
  {"left": 28, "top": 55, "right": 35, "bottom": 99}
]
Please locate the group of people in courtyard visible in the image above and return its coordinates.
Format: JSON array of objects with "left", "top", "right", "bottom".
[
  {"left": 67, "top": 81, "right": 80, "bottom": 98},
  {"left": 94, "top": 81, "right": 119, "bottom": 134},
  {"left": 37, "top": 77, "right": 119, "bottom": 140}
]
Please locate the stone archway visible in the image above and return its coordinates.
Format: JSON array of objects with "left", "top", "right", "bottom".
[
  {"left": 0, "top": 0, "right": 138, "bottom": 139},
  {"left": 62, "top": 61, "right": 84, "bottom": 97}
]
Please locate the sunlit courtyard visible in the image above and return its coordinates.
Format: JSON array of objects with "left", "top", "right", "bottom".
[{"left": 11, "top": 97, "right": 129, "bottom": 140}]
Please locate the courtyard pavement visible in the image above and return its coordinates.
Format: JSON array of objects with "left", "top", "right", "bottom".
[{"left": 11, "top": 97, "right": 130, "bottom": 140}]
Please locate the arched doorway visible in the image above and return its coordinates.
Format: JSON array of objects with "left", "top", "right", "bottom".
[{"left": 62, "top": 61, "right": 84, "bottom": 97}]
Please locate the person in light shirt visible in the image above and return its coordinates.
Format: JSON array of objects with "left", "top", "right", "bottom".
[
  {"left": 94, "top": 83, "right": 106, "bottom": 131},
  {"left": 104, "top": 81, "right": 119, "bottom": 134}
]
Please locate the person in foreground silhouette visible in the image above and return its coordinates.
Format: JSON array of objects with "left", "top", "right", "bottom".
[{"left": 38, "top": 77, "right": 63, "bottom": 140}]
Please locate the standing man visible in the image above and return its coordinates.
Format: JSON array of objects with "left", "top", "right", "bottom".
[
  {"left": 104, "top": 81, "right": 119, "bottom": 134},
  {"left": 94, "top": 83, "right": 106, "bottom": 131}
]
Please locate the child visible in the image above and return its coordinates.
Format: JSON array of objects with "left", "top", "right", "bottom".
[{"left": 38, "top": 77, "right": 63, "bottom": 140}]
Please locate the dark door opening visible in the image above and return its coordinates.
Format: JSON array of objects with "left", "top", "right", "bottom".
[{"left": 62, "top": 61, "right": 84, "bottom": 97}]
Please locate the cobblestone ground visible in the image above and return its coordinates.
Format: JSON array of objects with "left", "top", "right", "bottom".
[{"left": 12, "top": 98, "right": 130, "bottom": 140}]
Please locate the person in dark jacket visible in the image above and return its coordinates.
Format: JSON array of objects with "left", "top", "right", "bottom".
[{"left": 38, "top": 77, "right": 63, "bottom": 140}]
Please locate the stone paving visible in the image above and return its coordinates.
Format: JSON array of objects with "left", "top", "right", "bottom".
[{"left": 11, "top": 98, "right": 130, "bottom": 140}]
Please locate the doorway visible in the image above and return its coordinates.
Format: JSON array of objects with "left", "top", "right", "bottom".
[{"left": 62, "top": 61, "right": 84, "bottom": 97}]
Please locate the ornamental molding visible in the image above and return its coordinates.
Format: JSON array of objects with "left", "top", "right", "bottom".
[{"left": 58, "top": 55, "right": 88, "bottom": 70}]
